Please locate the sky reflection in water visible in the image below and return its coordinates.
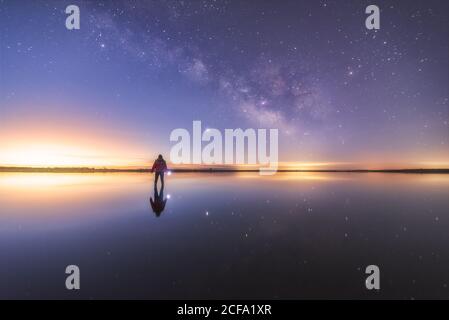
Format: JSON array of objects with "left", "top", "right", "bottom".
[{"left": 0, "top": 172, "right": 448, "bottom": 299}]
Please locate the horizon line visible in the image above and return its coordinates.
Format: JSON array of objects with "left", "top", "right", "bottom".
[{"left": 0, "top": 166, "right": 448, "bottom": 174}]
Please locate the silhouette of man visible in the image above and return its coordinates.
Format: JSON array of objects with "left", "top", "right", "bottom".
[
  {"left": 151, "top": 154, "right": 168, "bottom": 188},
  {"left": 150, "top": 185, "right": 167, "bottom": 217}
]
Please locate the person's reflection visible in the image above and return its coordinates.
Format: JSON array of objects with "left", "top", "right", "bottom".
[{"left": 150, "top": 185, "right": 167, "bottom": 217}]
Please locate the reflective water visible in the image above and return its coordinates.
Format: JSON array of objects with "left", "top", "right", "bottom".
[{"left": 0, "top": 172, "right": 448, "bottom": 299}]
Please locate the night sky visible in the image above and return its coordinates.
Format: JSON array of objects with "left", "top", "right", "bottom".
[{"left": 0, "top": 0, "right": 448, "bottom": 168}]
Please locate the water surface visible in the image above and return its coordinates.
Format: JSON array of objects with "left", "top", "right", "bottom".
[{"left": 0, "top": 172, "right": 447, "bottom": 299}]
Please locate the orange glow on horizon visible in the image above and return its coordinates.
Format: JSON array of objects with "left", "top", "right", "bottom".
[
  {"left": 0, "top": 143, "right": 144, "bottom": 168},
  {"left": 1, "top": 117, "right": 448, "bottom": 170},
  {"left": 0, "top": 118, "right": 152, "bottom": 168},
  {"left": 1, "top": 147, "right": 449, "bottom": 170}
]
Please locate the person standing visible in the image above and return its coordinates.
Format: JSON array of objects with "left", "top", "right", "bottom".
[{"left": 151, "top": 154, "right": 168, "bottom": 188}]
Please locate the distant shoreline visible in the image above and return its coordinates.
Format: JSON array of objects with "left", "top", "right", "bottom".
[{"left": 0, "top": 167, "right": 448, "bottom": 174}]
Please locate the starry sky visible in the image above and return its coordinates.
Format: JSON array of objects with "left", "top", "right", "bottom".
[{"left": 0, "top": 0, "right": 448, "bottom": 168}]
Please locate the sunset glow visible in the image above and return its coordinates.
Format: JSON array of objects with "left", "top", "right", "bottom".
[{"left": 0, "top": 118, "right": 152, "bottom": 168}]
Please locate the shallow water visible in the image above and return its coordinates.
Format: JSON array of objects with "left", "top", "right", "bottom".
[{"left": 0, "top": 172, "right": 448, "bottom": 299}]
